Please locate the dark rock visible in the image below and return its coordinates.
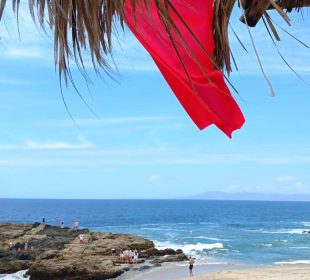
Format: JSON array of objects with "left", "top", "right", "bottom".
[
  {"left": 139, "top": 247, "right": 184, "bottom": 258},
  {"left": 138, "top": 265, "right": 151, "bottom": 271},
  {"left": 0, "top": 260, "right": 33, "bottom": 274},
  {"left": 150, "top": 253, "right": 188, "bottom": 264},
  {"left": 0, "top": 223, "right": 185, "bottom": 279}
]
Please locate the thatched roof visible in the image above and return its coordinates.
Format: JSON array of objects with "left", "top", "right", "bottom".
[{"left": 0, "top": 0, "right": 309, "bottom": 82}]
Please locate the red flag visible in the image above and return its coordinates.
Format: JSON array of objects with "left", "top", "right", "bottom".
[{"left": 124, "top": 1, "right": 245, "bottom": 137}]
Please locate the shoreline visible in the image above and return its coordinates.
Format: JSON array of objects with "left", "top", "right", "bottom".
[
  {"left": 2, "top": 264, "right": 310, "bottom": 280},
  {"left": 117, "top": 261, "right": 248, "bottom": 280},
  {"left": 117, "top": 260, "right": 310, "bottom": 280},
  {"left": 178, "top": 264, "right": 310, "bottom": 280}
]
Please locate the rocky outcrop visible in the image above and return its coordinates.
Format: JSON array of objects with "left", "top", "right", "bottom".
[
  {"left": 0, "top": 223, "right": 186, "bottom": 279},
  {"left": 150, "top": 253, "right": 188, "bottom": 264}
]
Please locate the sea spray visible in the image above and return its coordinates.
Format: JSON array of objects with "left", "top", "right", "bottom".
[{"left": 0, "top": 270, "right": 29, "bottom": 280}]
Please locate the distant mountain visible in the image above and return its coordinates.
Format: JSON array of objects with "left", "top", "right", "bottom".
[{"left": 183, "top": 191, "right": 310, "bottom": 202}]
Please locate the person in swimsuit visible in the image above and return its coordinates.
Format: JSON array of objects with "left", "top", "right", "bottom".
[{"left": 188, "top": 256, "right": 195, "bottom": 277}]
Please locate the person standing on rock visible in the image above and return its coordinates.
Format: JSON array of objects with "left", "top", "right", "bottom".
[
  {"left": 73, "top": 221, "right": 79, "bottom": 230},
  {"left": 120, "top": 249, "right": 124, "bottom": 263},
  {"left": 133, "top": 249, "right": 139, "bottom": 264},
  {"left": 60, "top": 220, "right": 64, "bottom": 228},
  {"left": 188, "top": 256, "right": 195, "bottom": 277},
  {"left": 79, "top": 234, "right": 84, "bottom": 244},
  {"left": 24, "top": 241, "right": 29, "bottom": 251},
  {"left": 111, "top": 248, "right": 116, "bottom": 257},
  {"left": 8, "top": 241, "right": 13, "bottom": 252},
  {"left": 68, "top": 244, "right": 74, "bottom": 253}
]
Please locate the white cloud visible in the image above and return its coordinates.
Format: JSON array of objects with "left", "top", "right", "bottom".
[
  {"left": 0, "top": 76, "right": 43, "bottom": 85},
  {"left": 25, "top": 138, "right": 93, "bottom": 150},
  {"left": 1, "top": 144, "right": 310, "bottom": 166},
  {"left": 148, "top": 175, "right": 159, "bottom": 181},
  {"left": 5, "top": 47, "right": 50, "bottom": 59},
  {"left": 0, "top": 137, "right": 93, "bottom": 151},
  {"left": 275, "top": 176, "right": 297, "bottom": 182},
  {"left": 38, "top": 116, "right": 181, "bottom": 128},
  {"left": 295, "top": 181, "right": 304, "bottom": 187}
]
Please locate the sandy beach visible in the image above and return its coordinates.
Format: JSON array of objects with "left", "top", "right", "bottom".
[{"left": 179, "top": 265, "right": 310, "bottom": 280}]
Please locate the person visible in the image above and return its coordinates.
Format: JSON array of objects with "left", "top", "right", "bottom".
[
  {"left": 133, "top": 249, "right": 139, "bottom": 264},
  {"left": 119, "top": 249, "right": 124, "bottom": 263},
  {"left": 79, "top": 234, "right": 84, "bottom": 244},
  {"left": 188, "top": 256, "right": 195, "bottom": 277},
  {"left": 24, "top": 241, "right": 29, "bottom": 251},
  {"left": 111, "top": 248, "right": 116, "bottom": 257},
  {"left": 8, "top": 242, "right": 13, "bottom": 252},
  {"left": 129, "top": 249, "right": 134, "bottom": 263},
  {"left": 60, "top": 220, "right": 64, "bottom": 228},
  {"left": 68, "top": 244, "right": 74, "bottom": 253},
  {"left": 42, "top": 218, "right": 46, "bottom": 224},
  {"left": 73, "top": 221, "right": 79, "bottom": 230}
]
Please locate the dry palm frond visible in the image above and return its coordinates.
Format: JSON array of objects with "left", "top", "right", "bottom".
[{"left": 0, "top": 0, "right": 309, "bottom": 81}]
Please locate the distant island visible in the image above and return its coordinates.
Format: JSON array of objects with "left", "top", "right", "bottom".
[{"left": 182, "top": 191, "right": 310, "bottom": 202}]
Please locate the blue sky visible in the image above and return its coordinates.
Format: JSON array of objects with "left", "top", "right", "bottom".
[{"left": 0, "top": 3, "right": 309, "bottom": 199}]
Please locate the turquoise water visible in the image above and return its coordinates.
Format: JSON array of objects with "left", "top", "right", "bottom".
[{"left": 1, "top": 199, "right": 310, "bottom": 266}]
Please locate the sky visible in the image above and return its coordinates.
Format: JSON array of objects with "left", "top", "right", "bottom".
[{"left": 0, "top": 2, "right": 310, "bottom": 199}]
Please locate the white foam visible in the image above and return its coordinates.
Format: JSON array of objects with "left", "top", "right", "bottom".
[
  {"left": 155, "top": 241, "right": 224, "bottom": 255},
  {"left": 0, "top": 270, "right": 29, "bottom": 280},
  {"left": 275, "top": 260, "right": 310, "bottom": 265},
  {"left": 261, "top": 243, "right": 273, "bottom": 247},
  {"left": 302, "top": 222, "right": 310, "bottom": 227},
  {"left": 141, "top": 227, "right": 188, "bottom": 232},
  {"left": 182, "top": 243, "right": 224, "bottom": 254},
  {"left": 195, "top": 236, "right": 221, "bottom": 241},
  {"left": 183, "top": 236, "right": 222, "bottom": 241},
  {"left": 155, "top": 241, "right": 181, "bottom": 251},
  {"left": 263, "top": 229, "right": 305, "bottom": 234}
]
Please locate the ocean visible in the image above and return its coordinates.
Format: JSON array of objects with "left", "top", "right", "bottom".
[{"left": 1, "top": 199, "right": 310, "bottom": 279}]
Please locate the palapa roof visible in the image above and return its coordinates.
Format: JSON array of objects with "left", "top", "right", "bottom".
[{"left": 0, "top": 0, "right": 309, "bottom": 83}]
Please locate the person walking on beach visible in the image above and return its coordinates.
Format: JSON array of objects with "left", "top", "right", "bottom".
[{"left": 188, "top": 256, "right": 195, "bottom": 277}]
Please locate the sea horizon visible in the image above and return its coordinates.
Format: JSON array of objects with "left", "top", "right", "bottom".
[{"left": 1, "top": 197, "right": 310, "bottom": 202}]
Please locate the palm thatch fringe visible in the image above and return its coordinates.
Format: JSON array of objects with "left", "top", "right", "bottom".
[{"left": 0, "top": 0, "right": 309, "bottom": 80}]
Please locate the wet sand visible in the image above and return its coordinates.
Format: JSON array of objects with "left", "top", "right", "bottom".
[
  {"left": 178, "top": 265, "right": 310, "bottom": 280},
  {"left": 117, "top": 262, "right": 244, "bottom": 280}
]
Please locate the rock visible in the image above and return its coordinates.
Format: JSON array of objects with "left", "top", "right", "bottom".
[
  {"left": 138, "top": 265, "right": 151, "bottom": 271},
  {"left": 0, "top": 223, "right": 185, "bottom": 279},
  {"left": 150, "top": 253, "right": 188, "bottom": 264},
  {"left": 28, "top": 255, "right": 125, "bottom": 280},
  {"left": 139, "top": 247, "right": 183, "bottom": 258},
  {"left": 0, "top": 259, "right": 33, "bottom": 274}
]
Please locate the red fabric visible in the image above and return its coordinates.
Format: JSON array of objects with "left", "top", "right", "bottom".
[{"left": 124, "top": 0, "right": 245, "bottom": 137}]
